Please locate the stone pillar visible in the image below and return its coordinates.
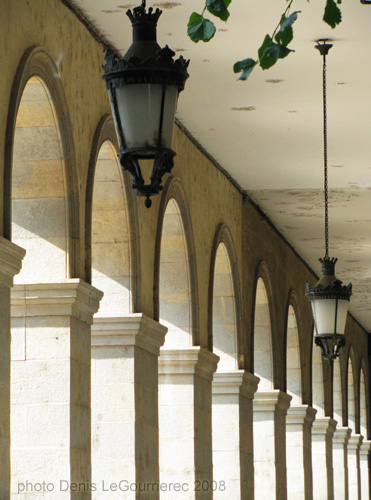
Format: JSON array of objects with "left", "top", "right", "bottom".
[
  {"left": 333, "top": 427, "right": 351, "bottom": 500},
  {"left": 158, "top": 347, "right": 219, "bottom": 500},
  {"left": 212, "top": 371, "right": 259, "bottom": 499},
  {"left": 359, "top": 439, "right": 371, "bottom": 500},
  {"left": 286, "top": 405, "right": 316, "bottom": 500},
  {"left": 0, "top": 238, "right": 25, "bottom": 500},
  {"left": 348, "top": 434, "right": 363, "bottom": 500},
  {"left": 253, "top": 390, "right": 292, "bottom": 500},
  {"left": 11, "top": 280, "right": 103, "bottom": 499},
  {"left": 311, "top": 417, "right": 337, "bottom": 500},
  {"left": 91, "top": 315, "right": 167, "bottom": 499}
]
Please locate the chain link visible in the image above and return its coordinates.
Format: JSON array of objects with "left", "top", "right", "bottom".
[{"left": 322, "top": 51, "right": 329, "bottom": 259}]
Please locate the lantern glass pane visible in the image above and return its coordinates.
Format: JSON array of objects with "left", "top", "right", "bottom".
[
  {"left": 312, "top": 298, "right": 349, "bottom": 336},
  {"left": 335, "top": 298, "right": 349, "bottom": 335},
  {"left": 114, "top": 83, "right": 178, "bottom": 150}
]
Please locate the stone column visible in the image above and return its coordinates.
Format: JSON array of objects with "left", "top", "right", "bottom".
[
  {"left": 158, "top": 347, "right": 219, "bottom": 500},
  {"left": 348, "top": 434, "right": 363, "bottom": 500},
  {"left": 286, "top": 405, "right": 317, "bottom": 500},
  {"left": 359, "top": 439, "right": 371, "bottom": 500},
  {"left": 311, "top": 417, "right": 337, "bottom": 500},
  {"left": 11, "top": 280, "right": 103, "bottom": 499},
  {"left": 253, "top": 390, "right": 292, "bottom": 500},
  {"left": 0, "top": 238, "right": 25, "bottom": 500},
  {"left": 212, "top": 371, "right": 259, "bottom": 499},
  {"left": 333, "top": 427, "right": 351, "bottom": 500},
  {"left": 91, "top": 314, "right": 167, "bottom": 500}
]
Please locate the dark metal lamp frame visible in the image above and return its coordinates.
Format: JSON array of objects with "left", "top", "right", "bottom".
[
  {"left": 103, "top": 1, "right": 189, "bottom": 207},
  {"left": 305, "top": 41, "right": 352, "bottom": 362}
]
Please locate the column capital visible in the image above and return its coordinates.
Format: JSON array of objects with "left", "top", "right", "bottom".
[
  {"left": 360, "top": 439, "right": 371, "bottom": 456},
  {"left": 11, "top": 279, "right": 103, "bottom": 323},
  {"left": 159, "top": 347, "right": 219, "bottom": 380},
  {"left": 253, "top": 389, "right": 292, "bottom": 412},
  {"left": 0, "top": 237, "right": 25, "bottom": 286},
  {"left": 212, "top": 370, "right": 259, "bottom": 398},
  {"left": 312, "top": 416, "right": 337, "bottom": 437},
  {"left": 333, "top": 426, "right": 352, "bottom": 445},
  {"left": 286, "top": 404, "right": 317, "bottom": 426},
  {"left": 348, "top": 433, "right": 363, "bottom": 451},
  {"left": 91, "top": 314, "right": 167, "bottom": 355}
]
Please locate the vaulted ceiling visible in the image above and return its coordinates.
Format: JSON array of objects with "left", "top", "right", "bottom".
[{"left": 71, "top": 0, "right": 371, "bottom": 332}]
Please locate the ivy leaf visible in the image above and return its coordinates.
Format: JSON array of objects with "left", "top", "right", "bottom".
[
  {"left": 187, "top": 12, "right": 216, "bottom": 42},
  {"left": 206, "top": 0, "right": 231, "bottom": 22},
  {"left": 265, "top": 43, "right": 293, "bottom": 63},
  {"left": 233, "top": 58, "right": 257, "bottom": 81},
  {"left": 275, "top": 11, "right": 300, "bottom": 46},
  {"left": 258, "top": 34, "right": 277, "bottom": 70},
  {"left": 323, "top": 0, "right": 342, "bottom": 29}
]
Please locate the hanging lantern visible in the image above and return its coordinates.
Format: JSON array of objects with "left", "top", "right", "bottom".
[
  {"left": 305, "top": 40, "right": 352, "bottom": 361},
  {"left": 103, "top": 0, "right": 189, "bottom": 207},
  {"left": 306, "top": 257, "right": 352, "bottom": 360}
]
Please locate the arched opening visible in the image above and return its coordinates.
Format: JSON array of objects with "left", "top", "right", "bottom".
[
  {"left": 312, "top": 333, "right": 325, "bottom": 416},
  {"left": 11, "top": 76, "right": 68, "bottom": 282},
  {"left": 212, "top": 242, "right": 237, "bottom": 370},
  {"left": 91, "top": 140, "right": 132, "bottom": 315},
  {"left": 159, "top": 197, "right": 191, "bottom": 348},
  {"left": 333, "top": 357, "right": 343, "bottom": 425},
  {"left": 286, "top": 304, "right": 302, "bottom": 404},
  {"left": 348, "top": 355, "right": 356, "bottom": 432},
  {"left": 9, "top": 57, "right": 92, "bottom": 495},
  {"left": 253, "top": 277, "right": 273, "bottom": 390},
  {"left": 360, "top": 366, "right": 367, "bottom": 438}
]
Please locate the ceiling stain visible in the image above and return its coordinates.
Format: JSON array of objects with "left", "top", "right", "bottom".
[
  {"left": 153, "top": 2, "right": 182, "bottom": 8},
  {"left": 266, "top": 79, "right": 285, "bottom": 84},
  {"left": 231, "top": 106, "right": 256, "bottom": 111},
  {"left": 102, "top": 9, "right": 121, "bottom": 13}
]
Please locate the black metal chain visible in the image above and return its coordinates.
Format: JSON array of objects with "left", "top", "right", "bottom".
[{"left": 322, "top": 49, "right": 329, "bottom": 259}]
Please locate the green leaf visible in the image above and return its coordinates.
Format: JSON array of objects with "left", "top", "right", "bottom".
[
  {"left": 275, "top": 11, "right": 300, "bottom": 46},
  {"left": 281, "top": 10, "right": 300, "bottom": 31},
  {"left": 275, "top": 24, "right": 293, "bottom": 46},
  {"left": 187, "top": 12, "right": 216, "bottom": 42},
  {"left": 265, "top": 43, "right": 293, "bottom": 60},
  {"left": 258, "top": 34, "right": 277, "bottom": 70},
  {"left": 233, "top": 58, "right": 257, "bottom": 81},
  {"left": 323, "top": 0, "right": 342, "bottom": 29},
  {"left": 206, "top": 0, "right": 231, "bottom": 21}
]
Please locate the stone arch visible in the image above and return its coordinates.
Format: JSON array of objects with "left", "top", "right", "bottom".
[
  {"left": 208, "top": 223, "right": 243, "bottom": 369},
  {"left": 347, "top": 348, "right": 356, "bottom": 432},
  {"left": 359, "top": 360, "right": 368, "bottom": 438},
  {"left": 4, "top": 46, "right": 79, "bottom": 278},
  {"left": 312, "top": 330, "right": 325, "bottom": 416},
  {"left": 253, "top": 262, "right": 274, "bottom": 391},
  {"left": 333, "top": 355, "right": 343, "bottom": 425},
  {"left": 286, "top": 291, "right": 303, "bottom": 404},
  {"left": 85, "top": 114, "right": 140, "bottom": 314},
  {"left": 154, "top": 177, "right": 199, "bottom": 346}
]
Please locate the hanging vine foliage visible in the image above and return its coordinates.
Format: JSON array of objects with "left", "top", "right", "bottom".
[{"left": 187, "top": 0, "right": 342, "bottom": 80}]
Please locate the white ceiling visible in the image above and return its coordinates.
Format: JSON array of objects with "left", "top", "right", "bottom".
[{"left": 71, "top": 0, "right": 371, "bottom": 332}]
